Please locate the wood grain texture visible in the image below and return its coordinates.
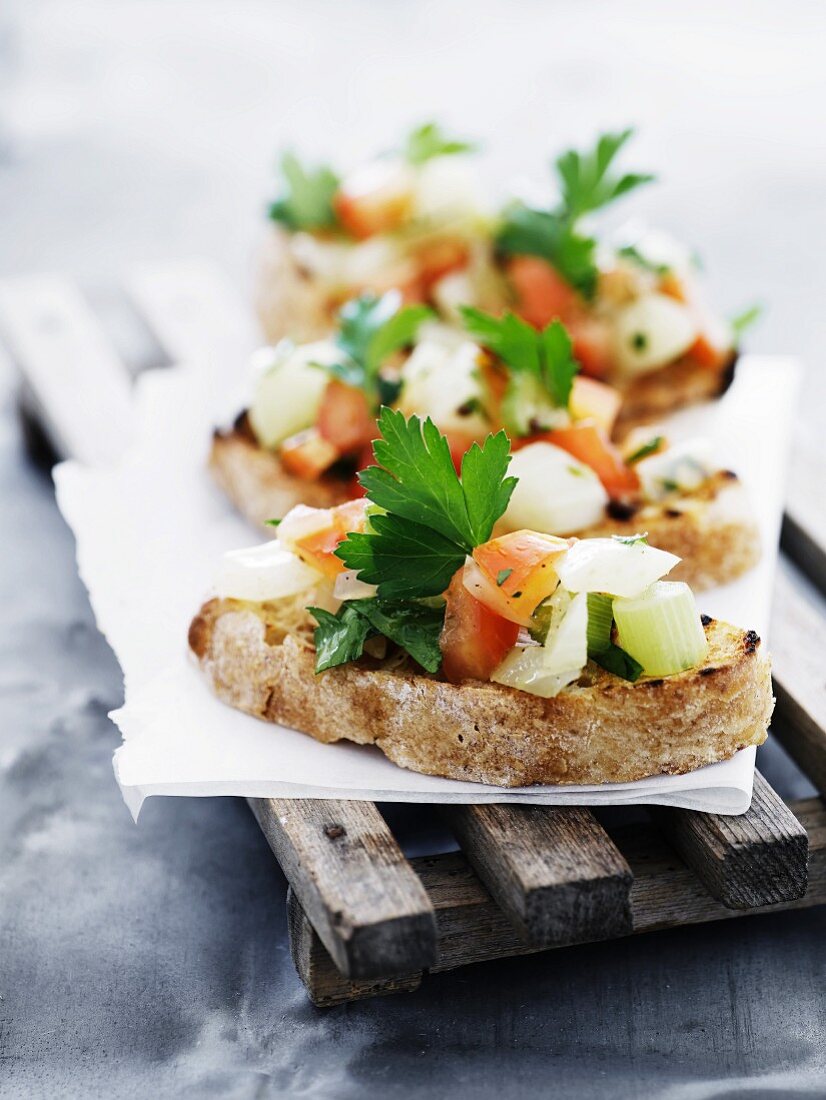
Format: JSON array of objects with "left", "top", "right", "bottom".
[
  {"left": 771, "top": 561, "right": 826, "bottom": 794},
  {"left": 652, "top": 771, "right": 808, "bottom": 908},
  {"left": 444, "top": 805, "right": 633, "bottom": 947},
  {"left": 782, "top": 432, "right": 826, "bottom": 595},
  {"left": 286, "top": 887, "right": 422, "bottom": 1007},
  {"left": 248, "top": 798, "right": 437, "bottom": 979},
  {"left": 288, "top": 797, "right": 826, "bottom": 1006}
]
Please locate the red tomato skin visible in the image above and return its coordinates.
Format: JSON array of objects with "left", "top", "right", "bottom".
[
  {"left": 440, "top": 569, "right": 520, "bottom": 683},
  {"left": 506, "top": 255, "right": 578, "bottom": 329},
  {"left": 316, "top": 380, "right": 377, "bottom": 454}
]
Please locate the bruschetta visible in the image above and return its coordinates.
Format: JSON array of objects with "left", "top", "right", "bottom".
[
  {"left": 256, "top": 126, "right": 757, "bottom": 429},
  {"left": 210, "top": 296, "right": 760, "bottom": 590},
  {"left": 191, "top": 410, "right": 773, "bottom": 787}
]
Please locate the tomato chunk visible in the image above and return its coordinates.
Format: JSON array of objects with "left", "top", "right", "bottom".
[
  {"left": 440, "top": 569, "right": 520, "bottom": 683},
  {"left": 540, "top": 421, "right": 640, "bottom": 500},
  {"left": 468, "top": 530, "right": 571, "bottom": 626},
  {"left": 569, "top": 376, "right": 622, "bottom": 435},
  {"left": 334, "top": 160, "right": 414, "bottom": 240},
  {"left": 317, "top": 380, "right": 377, "bottom": 455},
  {"left": 506, "top": 255, "right": 578, "bottom": 328},
  {"left": 568, "top": 317, "right": 614, "bottom": 380},
  {"left": 280, "top": 428, "right": 340, "bottom": 480},
  {"left": 291, "top": 499, "right": 370, "bottom": 578}
]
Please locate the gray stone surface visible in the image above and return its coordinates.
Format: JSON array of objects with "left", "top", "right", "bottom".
[{"left": 2, "top": 2, "right": 826, "bottom": 1096}]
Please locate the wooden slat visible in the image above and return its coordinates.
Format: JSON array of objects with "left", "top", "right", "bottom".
[
  {"left": 249, "top": 798, "right": 437, "bottom": 980},
  {"left": 288, "top": 796, "right": 826, "bottom": 1006},
  {"left": 782, "top": 433, "right": 826, "bottom": 594},
  {"left": 0, "top": 275, "right": 134, "bottom": 464},
  {"left": 128, "top": 259, "right": 258, "bottom": 368},
  {"left": 771, "top": 560, "right": 826, "bottom": 794},
  {"left": 652, "top": 772, "right": 808, "bottom": 908},
  {"left": 444, "top": 805, "right": 632, "bottom": 947},
  {"left": 287, "top": 887, "right": 422, "bottom": 1007}
]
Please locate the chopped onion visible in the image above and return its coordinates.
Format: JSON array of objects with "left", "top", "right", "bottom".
[
  {"left": 214, "top": 541, "right": 320, "bottom": 602},
  {"left": 557, "top": 538, "right": 680, "bottom": 598},
  {"left": 333, "top": 570, "right": 378, "bottom": 601}
]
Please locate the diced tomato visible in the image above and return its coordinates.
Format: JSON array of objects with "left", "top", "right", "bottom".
[
  {"left": 334, "top": 159, "right": 414, "bottom": 240},
  {"left": 478, "top": 354, "right": 508, "bottom": 423},
  {"left": 568, "top": 317, "right": 614, "bottom": 380},
  {"left": 440, "top": 569, "right": 520, "bottom": 683},
  {"left": 292, "top": 499, "right": 370, "bottom": 579},
  {"left": 658, "top": 270, "right": 688, "bottom": 303},
  {"left": 317, "top": 380, "right": 377, "bottom": 455},
  {"left": 540, "top": 421, "right": 640, "bottom": 500},
  {"left": 416, "top": 239, "right": 470, "bottom": 295},
  {"left": 467, "top": 530, "right": 571, "bottom": 626},
  {"left": 506, "top": 255, "right": 578, "bottom": 329},
  {"left": 685, "top": 333, "right": 729, "bottom": 370},
  {"left": 569, "top": 376, "right": 622, "bottom": 435},
  {"left": 280, "top": 428, "right": 340, "bottom": 480}
]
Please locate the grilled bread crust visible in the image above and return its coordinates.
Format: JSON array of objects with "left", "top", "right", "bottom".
[
  {"left": 189, "top": 599, "right": 772, "bottom": 788},
  {"left": 209, "top": 424, "right": 759, "bottom": 592}
]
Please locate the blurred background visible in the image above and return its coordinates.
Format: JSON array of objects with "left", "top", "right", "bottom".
[{"left": 1, "top": 0, "right": 825, "bottom": 397}]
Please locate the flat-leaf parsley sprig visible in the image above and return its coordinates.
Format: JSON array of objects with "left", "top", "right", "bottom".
[
  {"left": 308, "top": 408, "right": 518, "bottom": 671},
  {"left": 497, "top": 128, "right": 655, "bottom": 299}
]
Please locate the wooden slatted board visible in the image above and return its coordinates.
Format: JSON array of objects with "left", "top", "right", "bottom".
[{"left": 3, "top": 263, "right": 824, "bottom": 1006}]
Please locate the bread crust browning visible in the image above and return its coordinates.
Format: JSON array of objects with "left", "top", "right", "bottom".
[{"left": 189, "top": 598, "right": 773, "bottom": 788}]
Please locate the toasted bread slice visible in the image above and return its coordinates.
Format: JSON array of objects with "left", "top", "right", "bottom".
[
  {"left": 210, "top": 422, "right": 759, "bottom": 591},
  {"left": 255, "top": 227, "right": 337, "bottom": 345},
  {"left": 613, "top": 355, "right": 737, "bottom": 439},
  {"left": 189, "top": 598, "right": 772, "bottom": 787}
]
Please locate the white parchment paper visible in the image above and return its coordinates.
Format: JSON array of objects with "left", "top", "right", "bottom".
[{"left": 54, "top": 355, "right": 800, "bottom": 819}]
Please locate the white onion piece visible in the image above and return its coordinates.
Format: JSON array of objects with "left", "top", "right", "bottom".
[
  {"left": 278, "top": 504, "right": 334, "bottom": 554},
  {"left": 502, "top": 443, "right": 608, "bottom": 536},
  {"left": 333, "top": 570, "right": 378, "bottom": 601},
  {"left": 613, "top": 293, "right": 697, "bottom": 376},
  {"left": 214, "top": 542, "right": 320, "bottom": 602},
  {"left": 556, "top": 538, "right": 680, "bottom": 598}
]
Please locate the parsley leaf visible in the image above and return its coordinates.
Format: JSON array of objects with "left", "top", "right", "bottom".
[
  {"left": 626, "top": 436, "right": 663, "bottom": 464},
  {"left": 309, "top": 598, "right": 444, "bottom": 673},
  {"left": 617, "top": 244, "right": 670, "bottom": 275},
  {"left": 460, "top": 307, "right": 580, "bottom": 410},
  {"left": 268, "top": 153, "right": 340, "bottom": 232},
  {"left": 496, "top": 205, "right": 599, "bottom": 299},
  {"left": 591, "top": 642, "right": 644, "bottom": 682},
  {"left": 354, "top": 599, "right": 444, "bottom": 671},
  {"left": 404, "top": 121, "right": 477, "bottom": 165},
  {"left": 336, "top": 408, "right": 517, "bottom": 599},
  {"left": 496, "top": 128, "right": 653, "bottom": 299},
  {"left": 318, "top": 292, "right": 432, "bottom": 406},
  {"left": 611, "top": 532, "right": 649, "bottom": 546},
  {"left": 309, "top": 604, "right": 373, "bottom": 673},
  {"left": 555, "top": 129, "right": 654, "bottom": 220},
  {"left": 264, "top": 518, "right": 282, "bottom": 528},
  {"left": 730, "top": 303, "right": 763, "bottom": 345}
]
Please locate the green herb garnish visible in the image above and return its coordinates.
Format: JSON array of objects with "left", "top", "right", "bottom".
[
  {"left": 335, "top": 407, "right": 516, "bottom": 600},
  {"left": 626, "top": 437, "right": 662, "bottom": 465},
  {"left": 496, "top": 568, "right": 513, "bottom": 587},
  {"left": 617, "top": 244, "right": 670, "bottom": 275},
  {"left": 591, "top": 642, "right": 644, "bottom": 682},
  {"left": 268, "top": 153, "right": 340, "bottom": 232},
  {"left": 460, "top": 307, "right": 580, "bottom": 410},
  {"left": 316, "top": 292, "right": 432, "bottom": 408},
  {"left": 497, "top": 128, "right": 654, "bottom": 299},
  {"left": 611, "top": 533, "right": 649, "bottom": 546},
  {"left": 310, "top": 598, "right": 444, "bottom": 674},
  {"left": 730, "top": 303, "right": 763, "bottom": 345},
  {"left": 404, "top": 121, "right": 477, "bottom": 165}
]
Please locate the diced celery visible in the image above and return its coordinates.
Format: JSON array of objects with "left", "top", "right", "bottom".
[
  {"left": 586, "top": 593, "right": 613, "bottom": 654},
  {"left": 612, "top": 581, "right": 708, "bottom": 677}
]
